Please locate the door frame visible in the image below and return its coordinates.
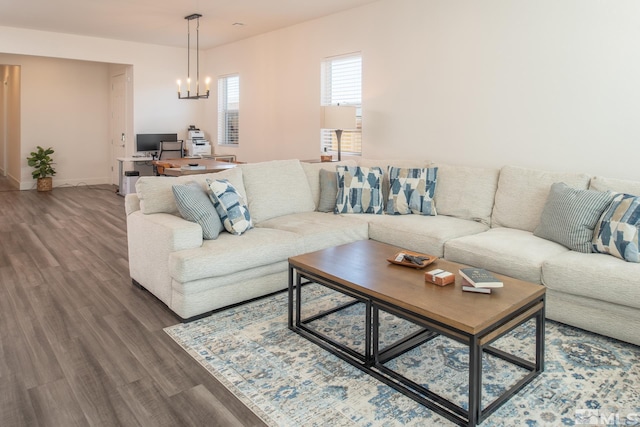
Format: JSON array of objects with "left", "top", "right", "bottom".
[{"left": 109, "top": 65, "right": 133, "bottom": 186}]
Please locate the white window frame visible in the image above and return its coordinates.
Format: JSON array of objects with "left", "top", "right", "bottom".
[
  {"left": 321, "top": 53, "right": 362, "bottom": 156},
  {"left": 217, "top": 74, "right": 239, "bottom": 145}
]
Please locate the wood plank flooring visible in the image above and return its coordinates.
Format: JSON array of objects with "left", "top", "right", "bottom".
[{"left": 0, "top": 182, "right": 267, "bottom": 426}]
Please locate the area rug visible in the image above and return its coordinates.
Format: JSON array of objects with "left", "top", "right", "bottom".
[{"left": 165, "top": 284, "right": 640, "bottom": 426}]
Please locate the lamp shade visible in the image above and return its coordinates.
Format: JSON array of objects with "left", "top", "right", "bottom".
[{"left": 320, "top": 105, "right": 357, "bottom": 130}]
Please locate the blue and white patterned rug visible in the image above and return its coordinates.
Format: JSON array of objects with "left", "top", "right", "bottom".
[{"left": 165, "top": 284, "right": 640, "bottom": 426}]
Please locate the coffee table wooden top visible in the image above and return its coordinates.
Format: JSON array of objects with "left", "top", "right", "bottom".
[{"left": 289, "top": 239, "right": 545, "bottom": 335}]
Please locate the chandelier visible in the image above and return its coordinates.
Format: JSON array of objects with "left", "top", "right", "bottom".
[{"left": 177, "top": 13, "right": 210, "bottom": 99}]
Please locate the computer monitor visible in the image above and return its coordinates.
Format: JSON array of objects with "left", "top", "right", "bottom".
[{"left": 135, "top": 133, "right": 178, "bottom": 154}]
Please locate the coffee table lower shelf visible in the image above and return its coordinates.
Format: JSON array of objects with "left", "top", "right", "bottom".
[{"left": 287, "top": 265, "right": 545, "bottom": 427}]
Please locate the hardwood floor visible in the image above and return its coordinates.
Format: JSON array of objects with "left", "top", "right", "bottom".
[
  {"left": 0, "top": 176, "right": 19, "bottom": 192},
  {"left": 0, "top": 184, "right": 266, "bottom": 426}
]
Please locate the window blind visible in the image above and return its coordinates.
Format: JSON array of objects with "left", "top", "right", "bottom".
[
  {"left": 218, "top": 74, "right": 239, "bottom": 145},
  {"left": 321, "top": 53, "right": 362, "bottom": 155}
]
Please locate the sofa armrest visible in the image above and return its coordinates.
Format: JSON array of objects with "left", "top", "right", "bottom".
[
  {"left": 124, "top": 193, "right": 141, "bottom": 215},
  {"left": 126, "top": 211, "right": 203, "bottom": 306}
]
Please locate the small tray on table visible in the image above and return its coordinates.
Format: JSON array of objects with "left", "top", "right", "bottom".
[{"left": 387, "top": 250, "right": 437, "bottom": 269}]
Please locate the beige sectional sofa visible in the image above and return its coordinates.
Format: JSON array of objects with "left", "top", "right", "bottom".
[{"left": 124, "top": 159, "right": 640, "bottom": 346}]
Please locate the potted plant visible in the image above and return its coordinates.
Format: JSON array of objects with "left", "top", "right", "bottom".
[{"left": 27, "top": 146, "right": 56, "bottom": 192}]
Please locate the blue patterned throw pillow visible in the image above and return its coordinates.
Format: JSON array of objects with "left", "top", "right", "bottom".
[
  {"left": 592, "top": 193, "right": 640, "bottom": 262},
  {"left": 387, "top": 167, "right": 438, "bottom": 215},
  {"left": 172, "top": 181, "right": 223, "bottom": 240},
  {"left": 335, "top": 166, "right": 384, "bottom": 214},
  {"left": 206, "top": 178, "right": 253, "bottom": 235}
]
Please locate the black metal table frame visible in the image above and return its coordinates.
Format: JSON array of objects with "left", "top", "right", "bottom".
[{"left": 287, "top": 264, "right": 545, "bottom": 427}]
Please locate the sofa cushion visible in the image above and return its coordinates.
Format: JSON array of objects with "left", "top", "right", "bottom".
[
  {"left": 301, "top": 160, "right": 357, "bottom": 209},
  {"left": 257, "top": 211, "right": 369, "bottom": 253},
  {"left": 207, "top": 179, "right": 253, "bottom": 235},
  {"left": 593, "top": 193, "right": 640, "bottom": 262},
  {"left": 172, "top": 181, "right": 223, "bottom": 240},
  {"left": 433, "top": 163, "right": 499, "bottom": 226},
  {"left": 491, "top": 165, "right": 590, "bottom": 232},
  {"left": 533, "top": 182, "right": 614, "bottom": 253},
  {"left": 168, "top": 228, "right": 304, "bottom": 283},
  {"left": 367, "top": 214, "right": 489, "bottom": 258},
  {"left": 335, "top": 166, "right": 384, "bottom": 214},
  {"left": 445, "top": 228, "right": 570, "bottom": 283},
  {"left": 590, "top": 175, "right": 640, "bottom": 195},
  {"left": 240, "top": 159, "right": 315, "bottom": 224},
  {"left": 136, "top": 167, "right": 244, "bottom": 215},
  {"left": 387, "top": 167, "right": 438, "bottom": 216},
  {"left": 542, "top": 251, "right": 640, "bottom": 310}
]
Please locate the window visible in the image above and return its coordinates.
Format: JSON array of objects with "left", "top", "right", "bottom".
[
  {"left": 321, "top": 53, "right": 362, "bottom": 155},
  {"left": 218, "top": 74, "right": 239, "bottom": 145}
]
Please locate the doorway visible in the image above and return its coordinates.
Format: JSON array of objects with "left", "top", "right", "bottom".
[
  {"left": 1, "top": 68, "right": 6, "bottom": 178},
  {"left": 0, "top": 64, "right": 20, "bottom": 190},
  {"left": 110, "top": 70, "right": 129, "bottom": 186}
]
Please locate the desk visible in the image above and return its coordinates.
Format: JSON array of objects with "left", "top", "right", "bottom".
[
  {"left": 153, "top": 158, "right": 237, "bottom": 177},
  {"left": 116, "top": 157, "right": 153, "bottom": 196}
]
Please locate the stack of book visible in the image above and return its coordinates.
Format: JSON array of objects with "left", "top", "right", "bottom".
[{"left": 458, "top": 267, "right": 503, "bottom": 294}]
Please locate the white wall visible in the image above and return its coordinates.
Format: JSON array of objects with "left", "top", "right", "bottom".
[
  {"left": 0, "top": 26, "right": 200, "bottom": 188},
  {"left": 0, "top": 54, "right": 112, "bottom": 188},
  {"left": 1, "top": 0, "right": 639, "bottom": 183},
  {"left": 203, "top": 0, "right": 640, "bottom": 180}
]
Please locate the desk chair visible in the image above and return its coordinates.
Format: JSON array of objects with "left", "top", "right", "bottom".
[
  {"left": 159, "top": 140, "right": 184, "bottom": 160},
  {"left": 155, "top": 140, "right": 183, "bottom": 175}
]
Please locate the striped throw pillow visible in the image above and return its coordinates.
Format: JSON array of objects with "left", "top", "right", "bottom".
[
  {"left": 533, "top": 182, "right": 614, "bottom": 252},
  {"left": 172, "top": 181, "right": 223, "bottom": 240}
]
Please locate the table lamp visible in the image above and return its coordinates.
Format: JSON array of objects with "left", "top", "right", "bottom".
[{"left": 320, "top": 105, "right": 357, "bottom": 161}]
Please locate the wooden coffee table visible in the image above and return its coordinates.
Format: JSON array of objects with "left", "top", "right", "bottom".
[{"left": 288, "top": 239, "right": 545, "bottom": 427}]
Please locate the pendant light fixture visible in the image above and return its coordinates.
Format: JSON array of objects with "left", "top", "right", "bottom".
[{"left": 177, "top": 13, "right": 210, "bottom": 99}]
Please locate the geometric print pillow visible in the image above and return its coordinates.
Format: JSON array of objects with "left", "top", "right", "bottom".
[
  {"left": 387, "top": 166, "right": 438, "bottom": 216},
  {"left": 206, "top": 178, "right": 253, "bottom": 235},
  {"left": 335, "top": 166, "right": 384, "bottom": 214},
  {"left": 592, "top": 193, "right": 640, "bottom": 262}
]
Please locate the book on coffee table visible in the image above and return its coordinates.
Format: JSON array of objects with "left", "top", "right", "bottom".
[
  {"left": 462, "top": 285, "right": 492, "bottom": 294},
  {"left": 461, "top": 279, "right": 492, "bottom": 294},
  {"left": 459, "top": 267, "right": 503, "bottom": 288}
]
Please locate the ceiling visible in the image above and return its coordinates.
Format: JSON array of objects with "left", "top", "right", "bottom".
[{"left": 0, "top": 0, "right": 380, "bottom": 50}]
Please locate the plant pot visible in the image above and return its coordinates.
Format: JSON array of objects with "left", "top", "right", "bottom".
[{"left": 37, "top": 177, "right": 53, "bottom": 192}]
